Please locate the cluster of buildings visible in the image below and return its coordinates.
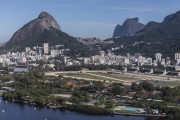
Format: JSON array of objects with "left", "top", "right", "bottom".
[
  {"left": 2, "top": 41, "right": 180, "bottom": 73},
  {"left": 84, "top": 51, "right": 130, "bottom": 65},
  {"left": 0, "top": 43, "right": 80, "bottom": 72},
  {"left": 83, "top": 51, "right": 180, "bottom": 68}
]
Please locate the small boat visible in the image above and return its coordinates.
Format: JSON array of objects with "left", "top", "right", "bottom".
[{"left": 2, "top": 110, "right": 5, "bottom": 112}]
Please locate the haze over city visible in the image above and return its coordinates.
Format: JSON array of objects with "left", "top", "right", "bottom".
[{"left": 0, "top": 0, "right": 180, "bottom": 42}]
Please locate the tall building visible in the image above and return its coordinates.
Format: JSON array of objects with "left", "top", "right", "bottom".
[
  {"left": 138, "top": 56, "right": 145, "bottom": 66},
  {"left": 155, "top": 53, "right": 162, "bottom": 62},
  {"left": 161, "top": 58, "right": 166, "bottom": 65},
  {"left": 43, "top": 43, "right": 49, "bottom": 54},
  {"left": 63, "top": 56, "right": 67, "bottom": 64},
  {"left": 145, "top": 58, "right": 152, "bottom": 65},
  {"left": 166, "top": 57, "right": 171, "bottom": 65},
  {"left": 175, "top": 53, "right": 180, "bottom": 60},
  {"left": 177, "top": 59, "right": 180, "bottom": 64},
  {"left": 25, "top": 47, "right": 31, "bottom": 52}
]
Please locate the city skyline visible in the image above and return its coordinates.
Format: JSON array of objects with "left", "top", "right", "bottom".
[{"left": 0, "top": 0, "right": 180, "bottom": 42}]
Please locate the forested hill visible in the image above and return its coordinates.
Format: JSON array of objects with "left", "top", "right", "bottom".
[
  {"left": 104, "top": 10, "right": 180, "bottom": 58},
  {"left": 5, "top": 11, "right": 97, "bottom": 57},
  {"left": 5, "top": 28, "right": 97, "bottom": 57}
]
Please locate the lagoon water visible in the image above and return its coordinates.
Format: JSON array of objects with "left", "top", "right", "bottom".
[{"left": 0, "top": 97, "right": 151, "bottom": 120}]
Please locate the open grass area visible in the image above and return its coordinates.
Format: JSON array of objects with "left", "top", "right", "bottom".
[
  {"left": 68, "top": 73, "right": 109, "bottom": 80},
  {"left": 114, "top": 110, "right": 136, "bottom": 114},
  {"left": 55, "top": 72, "right": 180, "bottom": 86},
  {"left": 59, "top": 73, "right": 115, "bottom": 81},
  {"left": 58, "top": 72, "right": 133, "bottom": 83},
  {"left": 90, "top": 72, "right": 139, "bottom": 81}
]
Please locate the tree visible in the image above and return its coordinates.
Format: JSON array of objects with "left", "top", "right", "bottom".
[
  {"left": 111, "top": 85, "right": 125, "bottom": 95},
  {"left": 106, "top": 100, "right": 115, "bottom": 109},
  {"left": 131, "top": 82, "right": 138, "bottom": 91}
]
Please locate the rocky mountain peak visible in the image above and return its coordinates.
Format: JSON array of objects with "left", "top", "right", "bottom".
[
  {"left": 8, "top": 11, "right": 61, "bottom": 44},
  {"left": 113, "top": 18, "right": 145, "bottom": 38},
  {"left": 38, "top": 11, "right": 50, "bottom": 18},
  {"left": 125, "top": 17, "right": 139, "bottom": 23},
  {"left": 163, "top": 10, "right": 180, "bottom": 23}
]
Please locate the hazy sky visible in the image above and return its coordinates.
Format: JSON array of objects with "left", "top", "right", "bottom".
[{"left": 0, "top": 0, "right": 180, "bottom": 42}]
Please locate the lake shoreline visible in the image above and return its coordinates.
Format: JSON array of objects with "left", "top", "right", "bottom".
[{"left": 1, "top": 97, "right": 166, "bottom": 118}]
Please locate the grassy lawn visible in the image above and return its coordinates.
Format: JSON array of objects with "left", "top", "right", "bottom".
[
  {"left": 56, "top": 72, "right": 180, "bottom": 86},
  {"left": 114, "top": 110, "right": 136, "bottom": 114},
  {"left": 58, "top": 73, "right": 134, "bottom": 82},
  {"left": 90, "top": 72, "right": 139, "bottom": 81},
  {"left": 59, "top": 73, "right": 115, "bottom": 81}
]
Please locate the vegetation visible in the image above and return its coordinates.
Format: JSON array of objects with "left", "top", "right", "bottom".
[
  {"left": 66, "top": 105, "right": 112, "bottom": 115},
  {"left": 5, "top": 28, "right": 97, "bottom": 57},
  {"left": 102, "top": 12, "right": 180, "bottom": 58},
  {"left": 55, "top": 64, "right": 123, "bottom": 71},
  {"left": 70, "top": 90, "right": 90, "bottom": 104},
  {"left": 1, "top": 70, "right": 180, "bottom": 119},
  {"left": 2, "top": 71, "right": 71, "bottom": 106}
]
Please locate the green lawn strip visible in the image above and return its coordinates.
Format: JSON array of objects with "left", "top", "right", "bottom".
[
  {"left": 114, "top": 110, "right": 136, "bottom": 114},
  {"left": 89, "top": 72, "right": 138, "bottom": 81},
  {"left": 60, "top": 73, "right": 114, "bottom": 81},
  {"left": 58, "top": 72, "right": 133, "bottom": 83}
]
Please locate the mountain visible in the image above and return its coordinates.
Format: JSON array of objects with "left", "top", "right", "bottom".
[
  {"left": 104, "top": 11, "right": 180, "bottom": 58},
  {"left": 5, "top": 12, "right": 97, "bottom": 57},
  {"left": 113, "top": 18, "right": 145, "bottom": 38},
  {"left": 8, "top": 11, "right": 60, "bottom": 44},
  {"left": 138, "top": 21, "right": 160, "bottom": 32}
]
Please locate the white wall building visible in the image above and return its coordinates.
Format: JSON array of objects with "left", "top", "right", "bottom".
[
  {"left": 175, "top": 53, "right": 180, "bottom": 60},
  {"left": 25, "top": 47, "right": 31, "bottom": 52},
  {"left": 44, "top": 43, "right": 49, "bottom": 54},
  {"left": 155, "top": 53, "right": 162, "bottom": 62},
  {"left": 50, "top": 50, "right": 61, "bottom": 58}
]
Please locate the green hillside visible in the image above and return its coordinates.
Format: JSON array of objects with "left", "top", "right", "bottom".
[{"left": 6, "top": 28, "right": 97, "bottom": 57}]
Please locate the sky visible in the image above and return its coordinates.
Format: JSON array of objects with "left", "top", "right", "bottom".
[{"left": 0, "top": 0, "right": 180, "bottom": 42}]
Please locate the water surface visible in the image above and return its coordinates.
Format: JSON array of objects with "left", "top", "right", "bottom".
[{"left": 0, "top": 97, "right": 147, "bottom": 120}]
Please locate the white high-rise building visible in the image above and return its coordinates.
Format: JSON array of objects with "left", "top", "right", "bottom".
[
  {"left": 138, "top": 56, "right": 146, "bottom": 66},
  {"left": 175, "top": 53, "right": 180, "bottom": 60},
  {"left": 155, "top": 53, "right": 162, "bottom": 62},
  {"left": 161, "top": 58, "right": 166, "bottom": 65},
  {"left": 63, "top": 57, "right": 67, "bottom": 64},
  {"left": 145, "top": 58, "right": 152, "bottom": 65},
  {"left": 124, "top": 58, "right": 130, "bottom": 65},
  {"left": 166, "top": 57, "right": 171, "bottom": 65},
  {"left": 177, "top": 59, "right": 180, "bottom": 64},
  {"left": 25, "top": 47, "right": 31, "bottom": 52},
  {"left": 44, "top": 43, "right": 49, "bottom": 54}
]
